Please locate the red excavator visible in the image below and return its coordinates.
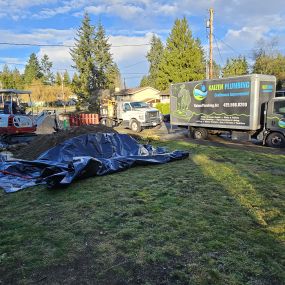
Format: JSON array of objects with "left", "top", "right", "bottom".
[{"left": 0, "top": 89, "right": 59, "bottom": 144}]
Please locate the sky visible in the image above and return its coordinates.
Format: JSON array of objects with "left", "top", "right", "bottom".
[{"left": 0, "top": 0, "right": 284, "bottom": 88}]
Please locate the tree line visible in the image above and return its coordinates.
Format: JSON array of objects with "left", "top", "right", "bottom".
[
  {"left": 0, "top": 53, "right": 74, "bottom": 103},
  {"left": 140, "top": 17, "right": 285, "bottom": 91},
  {"left": 1, "top": 14, "right": 284, "bottom": 110}
]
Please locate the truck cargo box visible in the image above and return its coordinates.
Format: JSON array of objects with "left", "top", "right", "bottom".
[{"left": 170, "top": 74, "right": 276, "bottom": 131}]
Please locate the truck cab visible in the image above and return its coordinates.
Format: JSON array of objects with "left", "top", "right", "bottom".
[
  {"left": 265, "top": 97, "right": 285, "bottom": 147},
  {"left": 117, "top": 101, "right": 161, "bottom": 132}
]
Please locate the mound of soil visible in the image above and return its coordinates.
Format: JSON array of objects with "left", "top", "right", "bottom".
[{"left": 13, "top": 125, "right": 117, "bottom": 160}]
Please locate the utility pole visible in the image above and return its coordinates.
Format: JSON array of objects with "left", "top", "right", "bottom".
[
  {"left": 61, "top": 71, "right": 66, "bottom": 113},
  {"left": 123, "top": 78, "right": 126, "bottom": 90},
  {"left": 207, "top": 8, "right": 214, "bottom": 79}
]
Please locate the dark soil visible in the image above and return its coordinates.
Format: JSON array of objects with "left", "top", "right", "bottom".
[{"left": 13, "top": 125, "right": 117, "bottom": 160}]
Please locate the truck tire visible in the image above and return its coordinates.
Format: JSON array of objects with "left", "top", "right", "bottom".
[
  {"left": 266, "top": 132, "right": 285, "bottom": 148},
  {"left": 100, "top": 117, "right": 107, "bottom": 125},
  {"left": 130, "top": 119, "right": 142, "bottom": 132},
  {"left": 193, "top": 128, "right": 208, "bottom": 140}
]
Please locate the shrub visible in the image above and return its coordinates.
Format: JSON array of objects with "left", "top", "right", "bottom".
[{"left": 156, "top": 103, "right": 170, "bottom": 114}]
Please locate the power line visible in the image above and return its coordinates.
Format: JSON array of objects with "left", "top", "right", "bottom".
[
  {"left": 215, "top": 37, "right": 240, "bottom": 55},
  {"left": 213, "top": 34, "right": 223, "bottom": 64},
  {"left": 122, "top": 59, "right": 147, "bottom": 69},
  {"left": 0, "top": 42, "right": 150, "bottom": 48},
  {"left": 0, "top": 61, "right": 146, "bottom": 76}
]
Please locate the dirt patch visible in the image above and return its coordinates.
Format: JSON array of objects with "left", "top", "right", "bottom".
[{"left": 13, "top": 125, "right": 117, "bottom": 160}]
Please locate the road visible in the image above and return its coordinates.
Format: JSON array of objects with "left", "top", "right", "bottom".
[{"left": 116, "top": 123, "right": 285, "bottom": 156}]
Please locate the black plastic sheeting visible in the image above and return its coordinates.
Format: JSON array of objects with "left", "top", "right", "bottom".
[{"left": 0, "top": 133, "right": 189, "bottom": 193}]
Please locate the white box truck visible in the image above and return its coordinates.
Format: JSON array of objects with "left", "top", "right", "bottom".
[{"left": 170, "top": 74, "right": 285, "bottom": 147}]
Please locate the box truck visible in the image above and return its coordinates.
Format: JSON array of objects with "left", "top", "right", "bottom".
[{"left": 170, "top": 74, "right": 285, "bottom": 147}]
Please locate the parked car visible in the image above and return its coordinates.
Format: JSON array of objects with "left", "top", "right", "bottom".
[
  {"left": 66, "top": 99, "right": 77, "bottom": 106},
  {"left": 54, "top": 100, "right": 66, "bottom": 107}
]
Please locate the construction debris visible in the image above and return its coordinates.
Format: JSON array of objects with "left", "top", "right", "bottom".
[{"left": 13, "top": 125, "right": 117, "bottom": 160}]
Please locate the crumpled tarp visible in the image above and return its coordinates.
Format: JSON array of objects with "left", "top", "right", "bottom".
[{"left": 0, "top": 133, "right": 189, "bottom": 193}]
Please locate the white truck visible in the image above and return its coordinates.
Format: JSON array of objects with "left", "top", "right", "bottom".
[{"left": 100, "top": 100, "right": 161, "bottom": 132}]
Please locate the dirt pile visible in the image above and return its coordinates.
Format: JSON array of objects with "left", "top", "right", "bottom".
[{"left": 13, "top": 125, "right": 117, "bottom": 160}]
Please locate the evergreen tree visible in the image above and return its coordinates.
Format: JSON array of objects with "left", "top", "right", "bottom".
[
  {"left": 70, "top": 13, "right": 97, "bottom": 106},
  {"left": 222, "top": 56, "right": 248, "bottom": 77},
  {"left": 70, "top": 14, "right": 119, "bottom": 111},
  {"left": 0, "top": 65, "right": 14, "bottom": 88},
  {"left": 140, "top": 75, "right": 150, "bottom": 87},
  {"left": 24, "top": 53, "right": 43, "bottom": 84},
  {"left": 41, "top": 54, "right": 54, "bottom": 84},
  {"left": 12, "top": 68, "right": 24, "bottom": 89},
  {"left": 156, "top": 17, "right": 205, "bottom": 90},
  {"left": 146, "top": 34, "right": 164, "bottom": 88},
  {"left": 94, "top": 22, "right": 114, "bottom": 91},
  {"left": 106, "top": 63, "right": 122, "bottom": 92},
  {"left": 0, "top": 66, "right": 24, "bottom": 89},
  {"left": 55, "top": 72, "right": 62, "bottom": 86},
  {"left": 71, "top": 73, "right": 79, "bottom": 92},
  {"left": 63, "top": 71, "right": 71, "bottom": 86},
  {"left": 70, "top": 14, "right": 116, "bottom": 112}
]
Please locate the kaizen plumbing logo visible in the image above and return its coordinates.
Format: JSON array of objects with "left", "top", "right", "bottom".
[
  {"left": 278, "top": 118, "right": 285, "bottom": 128},
  {"left": 193, "top": 83, "right": 208, "bottom": 101}
]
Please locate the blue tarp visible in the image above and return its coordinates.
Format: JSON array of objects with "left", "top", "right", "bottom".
[{"left": 0, "top": 133, "right": 189, "bottom": 193}]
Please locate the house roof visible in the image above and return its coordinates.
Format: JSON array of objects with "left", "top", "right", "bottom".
[
  {"left": 114, "top": 86, "right": 160, "bottom": 96},
  {"left": 142, "top": 98, "right": 161, "bottom": 103},
  {"left": 158, "top": 89, "right": 170, "bottom": 96}
]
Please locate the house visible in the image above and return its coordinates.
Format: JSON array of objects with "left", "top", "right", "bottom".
[
  {"left": 159, "top": 90, "right": 170, "bottom": 103},
  {"left": 114, "top": 87, "right": 161, "bottom": 105}
]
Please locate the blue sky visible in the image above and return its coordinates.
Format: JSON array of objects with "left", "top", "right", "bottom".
[{"left": 0, "top": 0, "right": 284, "bottom": 88}]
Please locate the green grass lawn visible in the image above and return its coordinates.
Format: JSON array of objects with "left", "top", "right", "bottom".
[{"left": 1, "top": 140, "right": 285, "bottom": 285}]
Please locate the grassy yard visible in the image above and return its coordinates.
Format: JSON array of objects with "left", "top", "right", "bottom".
[{"left": 1, "top": 140, "right": 285, "bottom": 285}]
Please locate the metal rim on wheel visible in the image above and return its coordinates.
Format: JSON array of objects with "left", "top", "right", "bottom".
[
  {"left": 194, "top": 130, "right": 203, "bottom": 139},
  {"left": 271, "top": 135, "right": 282, "bottom": 146},
  {"left": 131, "top": 121, "right": 138, "bottom": 132}
]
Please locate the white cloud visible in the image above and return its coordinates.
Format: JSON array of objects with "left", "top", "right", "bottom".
[
  {"left": 85, "top": 3, "right": 144, "bottom": 20},
  {"left": 156, "top": 4, "right": 178, "bottom": 15},
  {"left": 0, "top": 0, "right": 58, "bottom": 19},
  {"left": 0, "top": 28, "right": 75, "bottom": 45},
  {"left": 37, "top": 46, "right": 73, "bottom": 73},
  {"left": 109, "top": 33, "right": 152, "bottom": 64}
]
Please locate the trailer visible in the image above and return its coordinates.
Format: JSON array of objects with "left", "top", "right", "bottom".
[{"left": 170, "top": 74, "right": 285, "bottom": 147}]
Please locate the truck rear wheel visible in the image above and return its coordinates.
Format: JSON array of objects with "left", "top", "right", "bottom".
[
  {"left": 130, "top": 119, "right": 142, "bottom": 133},
  {"left": 266, "top": 132, "right": 285, "bottom": 148},
  {"left": 193, "top": 128, "right": 208, "bottom": 140}
]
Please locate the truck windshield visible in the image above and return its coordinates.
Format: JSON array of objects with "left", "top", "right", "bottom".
[
  {"left": 274, "top": 100, "right": 285, "bottom": 114},
  {"left": 130, "top": 102, "right": 149, "bottom": 108}
]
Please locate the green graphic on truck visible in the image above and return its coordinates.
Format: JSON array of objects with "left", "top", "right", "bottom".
[
  {"left": 279, "top": 119, "right": 285, "bottom": 128},
  {"left": 171, "top": 78, "right": 251, "bottom": 127},
  {"left": 193, "top": 83, "right": 208, "bottom": 101}
]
